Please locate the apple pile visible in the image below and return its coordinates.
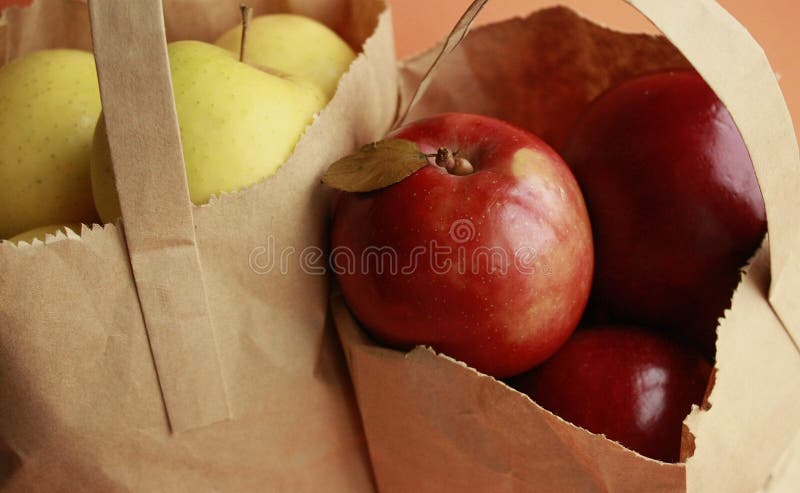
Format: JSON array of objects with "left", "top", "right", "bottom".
[
  {"left": 562, "top": 70, "right": 767, "bottom": 359},
  {"left": 0, "top": 9, "right": 355, "bottom": 243},
  {"left": 326, "top": 70, "right": 765, "bottom": 462}
]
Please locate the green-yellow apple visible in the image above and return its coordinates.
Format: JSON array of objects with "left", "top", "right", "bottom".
[
  {"left": 91, "top": 40, "right": 326, "bottom": 223},
  {"left": 0, "top": 49, "right": 101, "bottom": 239},
  {"left": 7, "top": 223, "right": 81, "bottom": 244},
  {"left": 215, "top": 13, "right": 356, "bottom": 101}
]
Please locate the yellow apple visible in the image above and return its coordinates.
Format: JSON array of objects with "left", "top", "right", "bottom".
[
  {"left": 7, "top": 223, "right": 81, "bottom": 244},
  {"left": 91, "top": 40, "right": 326, "bottom": 223},
  {"left": 0, "top": 49, "right": 101, "bottom": 239},
  {"left": 215, "top": 13, "right": 356, "bottom": 101}
]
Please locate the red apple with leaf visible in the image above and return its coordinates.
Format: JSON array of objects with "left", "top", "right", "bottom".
[
  {"left": 562, "top": 71, "right": 766, "bottom": 357},
  {"left": 513, "top": 325, "right": 712, "bottom": 463},
  {"left": 325, "top": 113, "right": 593, "bottom": 378}
]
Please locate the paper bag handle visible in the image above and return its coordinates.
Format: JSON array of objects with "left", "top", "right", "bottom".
[
  {"left": 88, "top": 0, "right": 230, "bottom": 432},
  {"left": 625, "top": 0, "right": 800, "bottom": 346}
]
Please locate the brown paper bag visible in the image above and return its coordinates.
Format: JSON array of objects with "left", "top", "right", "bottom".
[
  {"left": 0, "top": 0, "right": 396, "bottom": 490},
  {"left": 334, "top": 1, "right": 800, "bottom": 492}
]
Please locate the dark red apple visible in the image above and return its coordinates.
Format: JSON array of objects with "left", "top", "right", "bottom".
[
  {"left": 562, "top": 70, "right": 766, "bottom": 357},
  {"left": 331, "top": 113, "right": 593, "bottom": 378},
  {"left": 514, "top": 325, "right": 711, "bottom": 463}
]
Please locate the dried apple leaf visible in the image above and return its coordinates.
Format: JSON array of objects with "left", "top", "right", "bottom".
[{"left": 322, "top": 138, "right": 429, "bottom": 192}]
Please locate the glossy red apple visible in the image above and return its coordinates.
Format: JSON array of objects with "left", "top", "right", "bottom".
[
  {"left": 331, "top": 113, "right": 593, "bottom": 378},
  {"left": 514, "top": 325, "right": 711, "bottom": 463},
  {"left": 562, "top": 71, "right": 766, "bottom": 357}
]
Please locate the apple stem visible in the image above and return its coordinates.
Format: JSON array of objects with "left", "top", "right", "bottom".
[
  {"left": 428, "top": 147, "right": 474, "bottom": 176},
  {"left": 239, "top": 4, "right": 254, "bottom": 63}
]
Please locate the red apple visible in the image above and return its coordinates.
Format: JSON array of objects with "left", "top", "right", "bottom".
[
  {"left": 562, "top": 71, "right": 766, "bottom": 357},
  {"left": 331, "top": 113, "right": 593, "bottom": 378},
  {"left": 514, "top": 325, "right": 711, "bottom": 463}
]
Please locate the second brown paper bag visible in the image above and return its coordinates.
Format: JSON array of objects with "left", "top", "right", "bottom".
[{"left": 334, "top": 1, "right": 800, "bottom": 492}]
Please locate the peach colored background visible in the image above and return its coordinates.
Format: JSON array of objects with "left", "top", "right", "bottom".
[
  {"left": 389, "top": 0, "right": 799, "bottom": 142},
  {"left": 1, "top": 0, "right": 797, "bottom": 141}
]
